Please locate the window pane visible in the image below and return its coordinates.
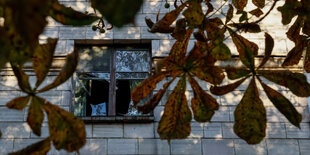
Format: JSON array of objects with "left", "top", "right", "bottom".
[
  {"left": 116, "top": 72, "right": 149, "bottom": 79},
  {"left": 78, "top": 46, "right": 111, "bottom": 72},
  {"left": 116, "top": 50, "right": 150, "bottom": 72},
  {"left": 74, "top": 78, "right": 89, "bottom": 117}
]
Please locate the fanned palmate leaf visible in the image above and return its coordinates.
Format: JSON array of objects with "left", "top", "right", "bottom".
[
  {"left": 210, "top": 77, "right": 248, "bottom": 95},
  {"left": 44, "top": 102, "right": 86, "bottom": 152},
  {"left": 234, "top": 79, "right": 266, "bottom": 144},
  {"left": 132, "top": 71, "right": 172, "bottom": 104},
  {"left": 229, "top": 29, "right": 258, "bottom": 70},
  {"left": 225, "top": 67, "right": 251, "bottom": 80},
  {"left": 91, "top": 0, "right": 143, "bottom": 27},
  {"left": 49, "top": 1, "right": 99, "bottom": 26},
  {"left": 258, "top": 70, "right": 310, "bottom": 97},
  {"left": 232, "top": 0, "right": 248, "bottom": 11},
  {"left": 8, "top": 138, "right": 51, "bottom": 155},
  {"left": 137, "top": 78, "right": 174, "bottom": 114},
  {"left": 258, "top": 33, "right": 274, "bottom": 68},
  {"left": 6, "top": 96, "right": 30, "bottom": 110},
  {"left": 39, "top": 49, "right": 79, "bottom": 92},
  {"left": 27, "top": 96, "right": 45, "bottom": 136},
  {"left": 211, "top": 43, "right": 232, "bottom": 60},
  {"left": 259, "top": 80, "right": 302, "bottom": 128},
  {"left": 33, "top": 39, "right": 57, "bottom": 88},
  {"left": 188, "top": 75, "right": 219, "bottom": 122},
  {"left": 11, "top": 64, "right": 32, "bottom": 93},
  {"left": 158, "top": 76, "right": 192, "bottom": 141}
]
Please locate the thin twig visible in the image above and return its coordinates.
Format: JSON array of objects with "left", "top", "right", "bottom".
[{"left": 254, "top": 0, "right": 279, "bottom": 24}]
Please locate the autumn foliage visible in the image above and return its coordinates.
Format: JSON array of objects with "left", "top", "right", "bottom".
[{"left": 0, "top": 0, "right": 309, "bottom": 154}]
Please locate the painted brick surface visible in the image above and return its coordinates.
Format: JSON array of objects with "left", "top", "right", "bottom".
[
  {"left": 171, "top": 139, "right": 202, "bottom": 155},
  {"left": 107, "top": 139, "right": 138, "bottom": 155},
  {"left": 202, "top": 139, "right": 234, "bottom": 155},
  {"left": 93, "top": 124, "right": 123, "bottom": 138},
  {"left": 138, "top": 139, "right": 170, "bottom": 155}
]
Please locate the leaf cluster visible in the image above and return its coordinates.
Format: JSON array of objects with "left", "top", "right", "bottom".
[{"left": 132, "top": 0, "right": 310, "bottom": 144}]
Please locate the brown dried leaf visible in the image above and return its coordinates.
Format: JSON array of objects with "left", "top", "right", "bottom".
[
  {"left": 234, "top": 78, "right": 266, "bottom": 144},
  {"left": 188, "top": 75, "right": 219, "bottom": 122},
  {"left": 225, "top": 4, "right": 234, "bottom": 24},
  {"left": 252, "top": 0, "right": 265, "bottom": 8},
  {"left": 304, "top": 42, "right": 310, "bottom": 72},
  {"left": 229, "top": 23, "right": 261, "bottom": 33},
  {"left": 27, "top": 96, "right": 45, "bottom": 136},
  {"left": 191, "top": 66, "right": 225, "bottom": 85},
  {"left": 132, "top": 72, "right": 171, "bottom": 104},
  {"left": 282, "top": 37, "right": 307, "bottom": 67},
  {"left": 303, "top": 19, "right": 310, "bottom": 36},
  {"left": 171, "top": 18, "right": 187, "bottom": 41},
  {"left": 148, "top": 2, "right": 187, "bottom": 33},
  {"left": 277, "top": 0, "right": 301, "bottom": 25},
  {"left": 44, "top": 102, "right": 86, "bottom": 152},
  {"left": 249, "top": 8, "right": 264, "bottom": 17},
  {"left": 225, "top": 67, "right": 251, "bottom": 80},
  {"left": 210, "top": 77, "right": 248, "bottom": 95},
  {"left": 158, "top": 76, "right": 192, "bottom": 141},
  {"left": 137, "top": 78, "right": 174, "bottom": 114},
  {"left": 39, "top": 48, "right": 79, "bottom": 92},
  {"left": 8, "top": 138, "right": 51, "bottom": 155},
  {"left": 286, "top": 17, "right": 304, "bottom": 42},
  {"left": 258, "top": 33, "right": 274, "bottom": 68},
  {"left": 258, "top": 70, "right": 310, "bottom": 97},
  {"left": 229, "top": 29, "right": 258, "bottom": 69},
  {"left": 11, "top": 64, "right": 32, "bottom": 93},
  {"left": 6, "top": 96, "right": 30, "bottom": 110},
  {"left": 259, "top": 80, "right": 302, "bottom": 128},
  {"left": 232, "top": 0, "right": 248, "bottom": 11},
  {"left": 33, "top": 39, "right": 57, "bottom": 88}
]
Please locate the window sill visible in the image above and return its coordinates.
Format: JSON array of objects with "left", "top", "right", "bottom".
[{"left": 79, "top": 116, "right": 154, "bottom": 123}]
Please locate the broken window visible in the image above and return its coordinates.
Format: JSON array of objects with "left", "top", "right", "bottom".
[{"left": 74, "top": 45, "right": 151, "bottom": 117}]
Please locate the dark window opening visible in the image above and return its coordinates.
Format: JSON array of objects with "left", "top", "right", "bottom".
[{"left": 86, "top": 80, "right": 109, "bottom": 116}]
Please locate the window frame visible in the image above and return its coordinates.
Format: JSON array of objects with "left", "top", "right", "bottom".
[{"left": 72, "top": 43, "right": 153, "bottom": 121}]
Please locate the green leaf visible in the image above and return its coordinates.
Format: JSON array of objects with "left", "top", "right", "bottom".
[
  {"left": 132, "top": 72, "right": 171, "bottom": 105},
  {"left": 225, "top": 4, "right": 234, "bottom": 24},
  {"left": 44, "top": 102, "right": 86, "bottom": 152},
  {"left": 252, "top": 0, "right": 265, "bottom": 8},
  {"left": 191, "top": 66, "right": 225, "bottom": 85},
  {"left": 277, "top": 0, "right": 301, "bottom": 25},
  {"left": 188, "top": 75, "right": 219, "bottom": 122},
  {"left": 11, "top": 64, "right": 32, "bottom": 93},
  {"left": 210, "top": 77, "right": 248, "bottom": 95},
  {"left": 229, "top": 29, "right": 258, "bottom": 70},
  {"left": 258, "top": 33, "right": 274, "bottom": 68},
  {"left": 258, "top": 70, "right": 310, "bottom": 97},
  {"left": 6, "top": 96, "right": 30, "bottom": 110},
  {"left": 33, "top": 39, "right": 57, "bottom": 88},
  {"left": 249, "top": 8, "right": 264, "bottom": 17},
  {"left": 137, "top": 78, "right": 174, "bottom": 114},
  {"left": 239, "top": 11, "right": 248, "bottom": 22},
  {"left": 158, "top": 76, "right": 192, "bottom": 141},
  {"left": 8, "top": 138, "right": 51, "bottom": 155},
  {"left": 27, "top": 96, "right": 45, "bottom": 136},
  {"left": 225, "top": 67, "right": 251, "bottom": 80},
  {"left": 91, "top": 0, "right": 143, "bottom": 27},
  {"left": 232, "top": 0, "right": 248, "bottom": 11},
  {"left": 182, "top": 1, "right": 204, "bottom": 27},
  {"left": 211, "top": 43, "right": 232, "bottom": 60},
  {"left": 259, "top": 79, "right": 302, "bottom": 128},
  {"left": 234, "top": 78, "right": 266, "bottom": 144},
  {"left": 39, "top": 49, "right": 79, "bottom": 92},
  {"left": 49, "top": 1, "right": 99, "bottom": 26}
]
